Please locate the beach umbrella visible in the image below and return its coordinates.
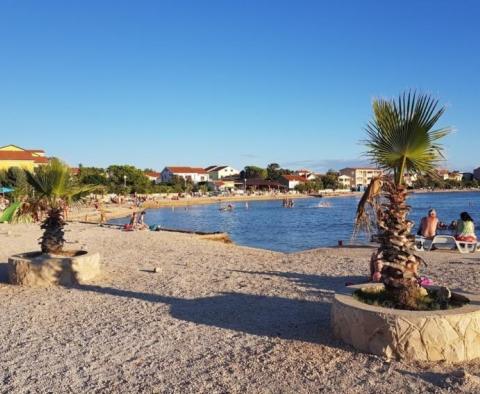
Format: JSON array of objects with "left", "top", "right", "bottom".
[{"left": 0, "top": 187, "right": 14, "bottom": 193}]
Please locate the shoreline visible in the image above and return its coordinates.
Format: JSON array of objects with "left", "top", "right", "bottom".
[
  {"left": 410, "top": 188, "right": 480, "bottom": 194},
  {"left": 69, "top": 193, "right": 315, "bottom": 222},
  {"left": 67, "top": 188, "right": 478, "bottom": 223}
]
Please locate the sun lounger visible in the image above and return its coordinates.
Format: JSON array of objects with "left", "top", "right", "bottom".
[
  {"left": 415, "top": 235, "right": 477, "bottom": 254},
  {"left": 454, "top": 239, "right": 478, "bottom": 254},
  {"left": 414, "top": 236, "right": 427, "bottom": 251},
  {"left": 429, "top": 235, "right": 457, "bottom": 251}
]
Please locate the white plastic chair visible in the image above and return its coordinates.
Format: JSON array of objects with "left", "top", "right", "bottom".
[
  {"left": 429, "top": 235, "right": 457, "bottom": 251},
  {"left": 414, "top": 236, "right": 427, "bottom": 251},
  {"left": 454, "top": 239, "right": 478, "bottom": 254}
]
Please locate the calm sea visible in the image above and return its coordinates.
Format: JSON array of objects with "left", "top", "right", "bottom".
[{"left": 109, "top": 192, "right": 480, "bottom": 253}]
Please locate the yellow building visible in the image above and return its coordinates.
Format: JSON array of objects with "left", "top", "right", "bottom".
[{"left": 0, "top": 144, "right": 48, "bottom": 171}]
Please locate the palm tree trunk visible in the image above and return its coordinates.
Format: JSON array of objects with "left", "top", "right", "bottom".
[
  {"left": 371, "top": 181, "right": 425, "bottom": 309},
  {"left": 40, "top": 207, "right": 66, "bottom": 254}
]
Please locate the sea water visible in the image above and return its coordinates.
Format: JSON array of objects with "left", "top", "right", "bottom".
[{"left": 109, "top": 192, "right": 480, "bottom": 253}]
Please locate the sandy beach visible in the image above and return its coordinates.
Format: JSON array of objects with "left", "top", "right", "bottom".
[{"left": 1, "top": 223, "right": 479, "bottom": 393}]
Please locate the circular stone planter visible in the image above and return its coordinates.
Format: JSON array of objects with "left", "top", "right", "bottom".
[
  {"left": 7, "top": 250, "right": 101, "bottom": 286},
  {"left": 331, "top": 283, "right": 480, "bottom": 362}
]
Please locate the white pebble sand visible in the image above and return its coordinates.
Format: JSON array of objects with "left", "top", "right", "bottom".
[{"left": 1, "top": 223, "right": 479, "bottom": 393}]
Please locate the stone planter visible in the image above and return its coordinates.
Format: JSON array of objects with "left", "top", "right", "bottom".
[
  {"left": 331, "top": 283, "right": 480, "bottom": 362},
  {"left": 7, "top": 250, "right": 101, "bottom": 286}
]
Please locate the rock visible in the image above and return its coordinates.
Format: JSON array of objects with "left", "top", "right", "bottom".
[{"left": 153, "top": 267, "right": 160, "bottom": 273}]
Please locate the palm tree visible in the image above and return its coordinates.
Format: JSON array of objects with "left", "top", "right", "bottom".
[
  {"left": 26, "top": 158, "right": 98, "bottom": 254},
  {"left": 355, "top": 91, "right": 451, "bottom": 309}
]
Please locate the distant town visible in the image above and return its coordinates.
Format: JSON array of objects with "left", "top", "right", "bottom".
[{"left": 1, "top": 144, "right": 479, "bottom": 195}]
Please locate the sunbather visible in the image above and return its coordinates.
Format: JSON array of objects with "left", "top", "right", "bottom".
[
  {"left": 419, "top": 209, "right": 439, "bottom": 239},
  {"left": 455, "top": 212, "right": 477, "bottom": 242}
]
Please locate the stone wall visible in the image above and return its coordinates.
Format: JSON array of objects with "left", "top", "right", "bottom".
[
  {"left": 8, "top": 251, "right": 101, "bottom": 286},
  {"left": 331, "top": 284, "right": 480, "bottom": 362}
]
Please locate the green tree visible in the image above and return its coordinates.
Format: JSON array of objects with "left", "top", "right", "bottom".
[
  {"left": 26, "top": 159, "right": 98, "bottom": 253},
  {"left": 266, "top": 163, "right": 280, "bottom": 180},
  {"left": 321, "top": 169, "right": 339, "bottom": 189},
  {"left": 241, "top": 166, "right": 268, "bottom": 179},
  {"left": 355, "top": 92, "right": 451, "bottom": 309},
  {"left": 107, "top": 165, "right": 152, "bottom": 194},
  {"left": 77, "top": 166, "right": 108, "bottom": 186}
]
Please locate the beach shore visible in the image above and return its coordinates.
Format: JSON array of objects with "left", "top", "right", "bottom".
[
  {"left": 68, "top": 193, "right": 357, "bottom": 223},
  {"left": 1, "top": 222, "right": 479, "bottom": 393}
]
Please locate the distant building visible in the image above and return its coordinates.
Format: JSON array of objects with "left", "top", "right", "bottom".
[
  {"left": 461, "top": 172, "right": 474, "bottom": 182},
  {"left": 205, "top": 165, "right": 239, "bottom": 180},
  {"left": 339, "top": 167, "right": 383, "bottom": 190},
  {"left": 403, "top": 173, "right": 418, "bottom": 187},
  {"left": 449, "top": 171, "right": 463, "bottom": 182},
  {"left": 294, "top": 169, "right": 316, "bottom": 181},
  {"left": 436, "top": 169, "right": 450, "bottom": 180},
  {"left": 281, "top": 175, "right": 307, "bottom": 190},
  {"left": 145, "top": 171, "right": 161, "bottom": 183},
  {"left": 474, "top": 167, "right": 480, "bottom": 181},
  {"left": 160, "top": 167, "right": 209, "bottom": 184},
  {"left": 437, "top": 169, "right": 463, "bottom": 182},
  {"left": 0, "top": 144, "right": 49, "bottom": 171},
  {"left": 338, "top": 174, "right": 352, "bottom": 189},
  {"left": 209, "top": 180, "right": 236, "bottom": 192},
  {"left": 243, "top": 178, "right": 286, "bottom": 191}
]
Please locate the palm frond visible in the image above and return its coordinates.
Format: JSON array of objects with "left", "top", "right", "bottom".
[
  {"left": 353, "top": 177, "right": 383, "bottom": 238},
  {"left": 363, "top": 91, "right": 452, "bottom": 186}
]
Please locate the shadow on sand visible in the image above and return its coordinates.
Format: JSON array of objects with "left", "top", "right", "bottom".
[
  {"left": 76, "top": 271, "right": 368, "bottom": 345},
  {"left": 228, "top": 269, "right": 367, "bottom": 296}
]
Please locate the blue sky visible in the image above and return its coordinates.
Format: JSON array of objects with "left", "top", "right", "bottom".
[{"left": 0, "top": 0, "right": 479, "bottom": 172}]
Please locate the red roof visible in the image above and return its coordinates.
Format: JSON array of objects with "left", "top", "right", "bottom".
[
  {"left": 283, "top": 175, "right": 307, "bottom": 182},
  {"left": 33, "top": 156, "right": 48, "bottom": 164},
  {"left": 0, "top": 151, "right": 47, "bottom": 162},
  {"left": 166, "top": 166, "right": 208, "bottom": 174},
  {"left": 145, "top": 171, "right": 161, "bottom": 178}
]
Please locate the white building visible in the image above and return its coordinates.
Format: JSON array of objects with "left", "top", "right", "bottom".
[
  {"left": 281, "top": 175, "right": 307, "bottom": 190},
  {"left": 437, "top": 169, "right": 463, "bottom": 182},
  {"left": 339, "top": 167, "right": 383, "bottom": 190},
  {"left": 205, "top": 165, "right": 239, "bottom": 180},
  {"left": 160, "top": 167, "right": 209, "bottom": 184},
  {"left": 338, "top": 174, "right": 352, "bottom": 189},
  {"left": 295, "top": 168, "right": 316, "bottom": 181},
  {"left": 145, "top": 171, "right": 161, "bottom": 183}
]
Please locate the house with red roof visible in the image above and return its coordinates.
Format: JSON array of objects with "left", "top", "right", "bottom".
[
  {"left": 205, "top": 165, "right": 239, "bottom": 180},
  {"left": 281, "top": 174, "right": 308, "bottom": 190},
  {"left": 144, "top": 171, "right": 161, "bottom": 183},
  {"left": 160, "top": 166, "right": 209, "bottom": 184}
]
